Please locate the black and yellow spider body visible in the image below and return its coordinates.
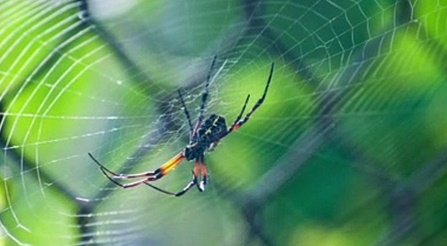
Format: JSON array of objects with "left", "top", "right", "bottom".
[
  {"left": 89, "top": 57, "right": 274, "bottom": 197},
  {"left": 185, "top": 114, "right": 226, "bottom": 160}
]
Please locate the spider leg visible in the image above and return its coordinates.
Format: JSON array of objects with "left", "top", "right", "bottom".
[
  {"left": 173, "top": 182, "right": 196, "bottom": 197},
  {"left": 178, "top": 89, "right": 194, "bottom": 136},
  {"left": 99, "top": 166, "right": 195, "bottom": 196},
  {"left": 198, "top": 154, "right": 209, "bottom": 191},
  {"left": 106, "top": 175, "right": 171, "bottom": 189},
  {"left": 172, "top": 170, "right": 199, "bottom": 197},
  {"left": 89, "top": 152, "right": 185, "bottom": 189},
  {"left": 97, "top": 166, "right": 128, "bottom": 188},
  {"left": 197, "top": 56, "right": 217, "bottom": 123},
  {"left": 226, "top": 94, "right": 250, "bottom": 135},
  {"left": 120, "top": 177, "right": 157, "bottom": 188},
  {"left": 152, "top": 152, "right": 186, "bottom": 179},
  {"left": 146, "top": 157, "right": 207, "bottom": 197},
  {"left": 194, "top": 157, "right": 204, "bottom": 192},
  {"left": 151, "top": 161, "right": 201, "bottom": 197},
  {"left": 143, "top": 172, "right": 197, "bottom": 197},
  {"left": 144, "top": 182, "right": 180, "bottom": 196},
  {"left": 228, "top": 62, "right": 274, "bottom": 132},
  {"left": 97, "top": 165, "right": 156, "bottom": 190},
  {"left": 89, "top": 153, "right": 124, "bottom": 177},
  {"left": 188, "top": 56, "right": 218, "bottom": 142}
]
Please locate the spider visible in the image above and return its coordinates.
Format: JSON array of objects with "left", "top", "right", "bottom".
[{"left": 89, "top": 57, "right": 274, "bottom": 197}]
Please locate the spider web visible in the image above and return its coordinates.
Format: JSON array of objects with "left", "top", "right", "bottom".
[{"left": 1, "top": 0, "right": 447, "bottom": 245}]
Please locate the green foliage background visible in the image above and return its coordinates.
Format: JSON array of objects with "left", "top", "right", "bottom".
[{"left": 1, "top": 0, "right": 447, "bottom": 245}]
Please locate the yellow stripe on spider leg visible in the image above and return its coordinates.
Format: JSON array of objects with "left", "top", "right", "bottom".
[{"left": 159, "top": 152, "right": 186, "bottom": 176}]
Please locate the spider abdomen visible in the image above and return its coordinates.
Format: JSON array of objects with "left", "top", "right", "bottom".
[
  {"left": 197, "top": 114, "right": 227, "bottom": 143},
  {"left": 184, "top": 114, "right": 227, "bottom": 160}
]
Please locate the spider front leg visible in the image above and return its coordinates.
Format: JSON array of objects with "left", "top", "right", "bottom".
[
  {"left": 198, "top": 56, "right": 217, "bottom": 122},
  {"left": 227, "top": 62, "right": 274, "bottom": 134},
  {"left": 226, "top": 94, "right": 250, "bottom": 134},
  {"left": 178, "top": 89, "right": 194, "bottom": 136}
]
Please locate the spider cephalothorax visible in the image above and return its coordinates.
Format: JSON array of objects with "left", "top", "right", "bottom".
[{"left": 89, "top": 57, "right": 274, "bottom": 197}]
